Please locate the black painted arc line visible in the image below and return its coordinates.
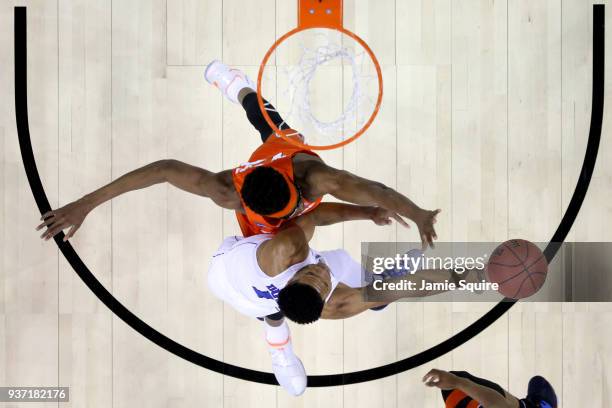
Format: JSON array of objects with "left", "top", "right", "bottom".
[
  {"left": 14, "top": 4, "right": 604, "bottom": 387},
  {"left": 14, "top": 6, "right": 276, "bottom": 386},
  {"left": 545, "top": 4, "right": 605, "bottom": 261}
]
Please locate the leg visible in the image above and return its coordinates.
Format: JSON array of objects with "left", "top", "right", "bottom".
[
  {"left": 204, "top": 60, "right": 291, "bottom": 143},
  {"left": 262, "top": 312, "right": 307, "bottom": 396},
  {"left": 237, "top": 87, "right": 254, "bottom": 105},
  {"left": 239, "top": 89, "right": 291, "bottom": 143},
  {"left": 263, "top": 311, "right": 286, "bottom": 329}
]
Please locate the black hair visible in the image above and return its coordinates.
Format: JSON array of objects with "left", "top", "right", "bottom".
[
  {"left": 240, "top": 166, "right": 291, "bottom": 216},
  {"left": 277, "top": 282, "right": 324, "bottom": 324}
]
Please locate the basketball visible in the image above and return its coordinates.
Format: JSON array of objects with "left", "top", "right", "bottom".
[{"left": 486, "top": 239, "right": 549, "bottom": 299}]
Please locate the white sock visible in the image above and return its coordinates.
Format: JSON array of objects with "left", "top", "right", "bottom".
[
  {"left": 226, "top": 79, "right": 252, "bottom": 103},
  {"left": 264, "top": 318, "right": 290, "bottom": 346}
]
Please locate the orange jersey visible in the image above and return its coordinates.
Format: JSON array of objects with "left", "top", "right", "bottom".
[
  {"left": 232, "top": 130, "right": 322, "bottom": 237},
  {"left": 440, "top": 372, "right": 532, "bottom": 408},
  {"left": 444, "top": 390, "right": 480, "bottom": 408}
]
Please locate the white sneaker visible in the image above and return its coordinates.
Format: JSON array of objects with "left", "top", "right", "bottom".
[
  {"left": 204, "top": 60, "right": 255, "bottom": 104},
  {"left": 267, "top": 336, "right": 307, "bottom": 396}
]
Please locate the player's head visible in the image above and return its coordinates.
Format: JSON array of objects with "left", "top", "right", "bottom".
[
  {"left": 277, "top": 261, "right": 331, "bottom": 324},
  {"left": 525, "top": 376, "right": 557, "bottom": 408},
  {"left": 240, "top": 166, "right": 301, "bottom": 218}
]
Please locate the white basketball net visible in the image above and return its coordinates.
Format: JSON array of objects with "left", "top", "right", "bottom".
[{"left": 260, "top": 28, "right": 381, "bottom": 146}]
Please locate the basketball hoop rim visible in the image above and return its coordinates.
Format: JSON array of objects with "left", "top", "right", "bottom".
[{"left": 256, "top": 25, "right": 383, "bottom": 151}]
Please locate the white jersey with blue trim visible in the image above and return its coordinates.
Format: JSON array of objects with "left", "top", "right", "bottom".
[{"left": 207, "top": 235, "right": 363, "bottom": 318}]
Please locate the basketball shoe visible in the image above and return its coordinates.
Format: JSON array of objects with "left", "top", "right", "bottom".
[
  {"left": 267, "top": 336, "right": 307, "bottom": 396},
  {"left": 526, "top": 375, "right": 558, "bottom": 408},
  {"left": 204, "top": 60, "right": 255, "bottom": 104}
]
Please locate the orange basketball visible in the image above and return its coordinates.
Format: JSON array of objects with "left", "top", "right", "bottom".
[{"left": 486, "top": 239, "right": 548, "bottom": 299}]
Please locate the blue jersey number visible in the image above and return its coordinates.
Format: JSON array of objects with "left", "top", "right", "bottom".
[{"left": 252, "top": 284, "right": 280, "bottom": 300}]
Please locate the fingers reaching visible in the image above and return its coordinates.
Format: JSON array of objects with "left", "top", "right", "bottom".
[
  {"left": 391, "top": 213, "right": 410, "bottom": 228},
  {"left": 421, "top": 231, "right": 436, "bottom": 250},
  {"left": 419, "top": 209, "right": 442, "bottom": 250},
  {"left": 421, "top": 233, "right": 435, "bottom": 250},
  {"left": 422, "top": 369, "right": 440, "bottom": 386},
  {"left": 38, "top": 214, "right": 70, "bottom": 241},
  {"left": 372, "top": 209, "right": 410, "bottom": 228},
  {"left": 42, "top": 223, "right": 66, "bottom": 240},
  {"left": 64, "top": 224, "right": 80, "bottom": 241},
  {"left": 377, "top": 217, "right": 392, "bottom": 226},
  {"left": 422, "top": 369, "right": 443, "bottom": 387},
  {"left": 40, "top": 210, "right": 56, "bottom": 220},
  {"left": 423, "top": 375, "right": 438, "bottom": 386},
  {"left": 36, "top": 216, "right": 56, "bottom": 231},
  {"left": 37, "top": 201, "right": 88, "bottom": 241}
]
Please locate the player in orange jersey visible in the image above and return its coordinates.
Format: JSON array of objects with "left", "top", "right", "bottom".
[
  {"left": 423, "top": 369, "right": 557, "bottom": 408},
  {"left": 37, "top": 61, "right": 440, "bottom": 249}
]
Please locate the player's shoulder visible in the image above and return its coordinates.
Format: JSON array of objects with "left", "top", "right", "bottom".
[
  {"left": 258, "top": 229, "right": 309, "bottom": 276},
  {"left": 294, "top": 158, "right": 336, "bottom": 181},
  {"left": 240, "top": 234, "right": 274, "bottom": 246},
  {"left": 224, "top": 234, "right": 272, "bottom": 257},
  {"left": 298, "top": 159, "right": 348, "bottom": 196},
  {"left": 293, "top": 152, "right": 325, "bottom": 177},
  {"left": 293, "top": 150, "right": 323, "bottom": 162}
]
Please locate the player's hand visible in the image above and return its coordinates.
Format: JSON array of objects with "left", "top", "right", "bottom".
[
  {"left": 422, "top": 369, "right": 458, "bottom": 390},
  {"left": 36, "top": 198, "right": 92, "bottom": 241},
  {"left": 370, "top": 207, "right": 410, "bottom": 228},
  {"left": 413, "top": 208, "right": 440, "bottom": 250}
]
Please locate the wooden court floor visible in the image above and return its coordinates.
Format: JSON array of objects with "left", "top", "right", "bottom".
[{"left": 1, "top": 1, "right": 612, "bottom": 407}]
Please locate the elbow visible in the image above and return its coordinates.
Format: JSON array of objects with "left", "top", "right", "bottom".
[
  {"left": 372, "top": 180, "right": 391, "bottom": 192},
  {"left": 157, "top": 158, "right": 177, "bottom": 169},
  {"left": 154, "top": 159, "right": 178, "bottom": 182}
]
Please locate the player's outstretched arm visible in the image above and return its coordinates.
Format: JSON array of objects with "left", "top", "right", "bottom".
[
  {"left": 320, "top": 282, "right": 407, "bottom": 320},
  {"left": 293, "top": 203, "right": 409, "bottom": 242},
  {"left": 320, "top": 283, "right": 383, "bottom": 319},
  {"left": 423, "top": 369, "right": 519, "bottom": 408},
  {"left": 304, "top": 161, "right": 440, "bottom": 249},
  {"left": 258, "top": 204, "right": 407, "bottom": 277},
  {"left": 36, "top": 159, "right": 239, "bottom": 241},
  {"left": 321, "top": 267, "right": 477, "bottom": 319}
]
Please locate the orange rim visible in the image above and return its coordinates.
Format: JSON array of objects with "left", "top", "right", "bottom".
[{"left": 256, "top": 25, "right": 383, "bottom": 151}]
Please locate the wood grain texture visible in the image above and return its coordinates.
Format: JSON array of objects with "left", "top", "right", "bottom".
[
  {"left": 1, "top": 1, "right": 611, "bottom": 407},
  {"left": 57, "top": 1, "right": 113, "bottom": 407},
  {"left": 2, "top": 3, "right": 60, "bottom": 407}
]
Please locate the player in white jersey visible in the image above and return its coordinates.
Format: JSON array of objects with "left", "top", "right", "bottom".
[
  {"left": 208, "top": 202, "right": 481, "bottom": 396},
  {"left": 208, "top": 235, "right": 366, "bottom": 319}
]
